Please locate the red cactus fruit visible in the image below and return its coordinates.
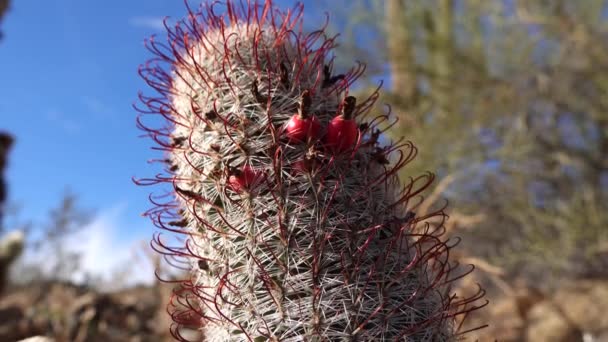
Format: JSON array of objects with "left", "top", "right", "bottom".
[
  {"left": 135, "top": 1, "right": 487, "bottom": 341},
  {"left": 285, "top": 90, "right": 321, "bottom": 143},
  {"left": 325, "top": 96, "right": 359, "bottom": 153},
  {"left": 228, "top": 165, "right": 260, "bottom": 192}
]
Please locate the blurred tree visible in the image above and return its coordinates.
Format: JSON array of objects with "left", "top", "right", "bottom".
[
  {"left": 0, "top": 0, "right": 10, "bottom": 40},
  {"left": 0, "top": 133, "right": 13, "bottom": 231},
  {"left": 429, "top": 0, "right": 454, "bottom": 120},
  {"left": 38, "top": 191, "right": 93, "bottom": 281},
  {"left": 321, "top": 0, "right": 608, "bottom": 286},
  {"left": 10, "top": 191, "right": 94, "bottom": 285},
  {"left": 0, "top": 133, "right": 23, "bottom": 294},
  {"left": 385, "top": 0, "right": 417, "bottom": 119}
]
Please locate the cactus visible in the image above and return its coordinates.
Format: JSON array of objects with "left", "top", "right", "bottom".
[
  {"left": 136, "top": 1, "right": 486, "bottom": 340},
  {"left": 0, "top": 230, "right": 24, "bottom": 294},
  {"left": 0, "top": 132, "right": 13, "bottom": 229},
  {"left": 0, "top": 133, "right": 19, "bottom": 295}
]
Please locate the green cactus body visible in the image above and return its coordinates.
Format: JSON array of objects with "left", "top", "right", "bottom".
[{"left": 136, "top": 1, "right": 486, "bottom": 340}]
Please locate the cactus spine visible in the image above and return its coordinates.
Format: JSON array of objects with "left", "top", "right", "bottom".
[{"left": 136, "top": 1, "right": 486, "bottom": 340}]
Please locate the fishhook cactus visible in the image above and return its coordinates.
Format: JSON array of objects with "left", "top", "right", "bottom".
[{"left": 136, "top": 1, "right": 486, "bottom": 340}]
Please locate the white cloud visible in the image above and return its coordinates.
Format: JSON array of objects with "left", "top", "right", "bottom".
[
  {"left": 128, "top": 16, "right": 167, "bottom": 30},
  {"left": 81, "top": 96, "right": 114, "bottom": 118},
  {"left": 69, "top": 203, "right": 156, "bottom": 289},
  {"left": 13, "top": 203, "right": 157, "bottom": 291},
  {"left": 45, "top": 109, "right": 81, "bottom": 135}
]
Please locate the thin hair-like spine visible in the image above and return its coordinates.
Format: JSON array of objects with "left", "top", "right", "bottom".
[{"left": 135, "top": 1, "right": 488, "bottom": 341}]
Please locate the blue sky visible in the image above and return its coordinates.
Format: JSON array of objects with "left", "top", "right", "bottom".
[
  {"left": 0, "top": 0, "right": 308, "bottom": 283},
  {"left": 1, "top": 0, "right": 182, "bottom": 238}
]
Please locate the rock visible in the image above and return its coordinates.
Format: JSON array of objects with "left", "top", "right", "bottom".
[
  {"left": 0, "top": 305, "right": 24, "bottom": 338},
  {"left": 0, "top": 282, "right": 167, "bottom": 341},
  {"left": 592, "top": 330, "right": 608, "bottom": 342},
  {"left": 553, "top": 280, "right": 608, "bottom": 334},
  {"left": 513, "top": 281, "right": 545, "bottom": 318},
  {"left": 18, "top": 337, "right": 55, "bottom": 342},
  {"left": 459, "top": 294, "right": 524, "bottom": 342},
  {"left": 487, "top": 297, "right": 525, "bottom": 341},
  {"left": 0, "top": 230, "right": 24, "bottom": 294},
  {"left": 526, "top": 301, "right": 582, "bottom": 342}
]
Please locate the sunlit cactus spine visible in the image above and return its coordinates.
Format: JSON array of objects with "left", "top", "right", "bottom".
[{"left": 136, "top": 1, "right": 487, "bottom": 340}]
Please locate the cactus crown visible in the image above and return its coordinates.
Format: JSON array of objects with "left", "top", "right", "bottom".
[{"left": 136, "top": 1, "right": 487, "bottom": 340}]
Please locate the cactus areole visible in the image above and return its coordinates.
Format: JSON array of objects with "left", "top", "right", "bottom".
[{"left": 135, "top": 1, "right": 487, "bottom": 341}]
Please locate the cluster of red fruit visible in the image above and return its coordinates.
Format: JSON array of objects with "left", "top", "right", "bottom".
[
  {"left": 228, "top": 90, "right": 360, "bottom": 193},
  {"left": 285, "top": 90, "right": 358, "bottom": 152}
]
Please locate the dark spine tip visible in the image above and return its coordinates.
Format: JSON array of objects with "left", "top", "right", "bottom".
[
  {"left": 298, "top": 90, "right": 312, "bottom": 119},
  {"left": 198, "top": 259, "right": 209, "bottom": 271},
  {"left": 330, "top": 74, "right": 345, "bottom": 84},
  {"left": 204, "top": 110, "right": 218, "bottom": 121},
  {"left": 171, "top": 136, "right": 187, "bottom": 147},
  {"left": 168, "top": 219, "right": 188, "bottom": 227},
  {"left": 280, "top": 62, "right": 290, "bottom": 89},
  {"left": 251, "top": 80, "right": 260, "bottom": 98},
  {"left": 175, "top": 186, "right": 199, "bottom": 200},
  {"left": 370, "top": 129, "right": 381, "bottom": 144},
  {"left": 228, "top": 166, "right": 241, "bottom": 176},
  {"left": 322, "top": 64, "right": 345, "bottom": 88},
  {"left": 341, "top": 96, "right": 357, "bottom": 120},
  {"left": 321, "top": 65, "right": 332, "bottom": 88},
  {"left": 323, "top": 65, "right": 331, "bottom": 80},
  {"left": 372, "top": 148, "right": 390, "bottom": 164},
  {"left": 404, "top": 211, "right": 416, "bottom": 223},
  {"left": 251, "top": 80, "right": 266, "bottom": 104}
]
